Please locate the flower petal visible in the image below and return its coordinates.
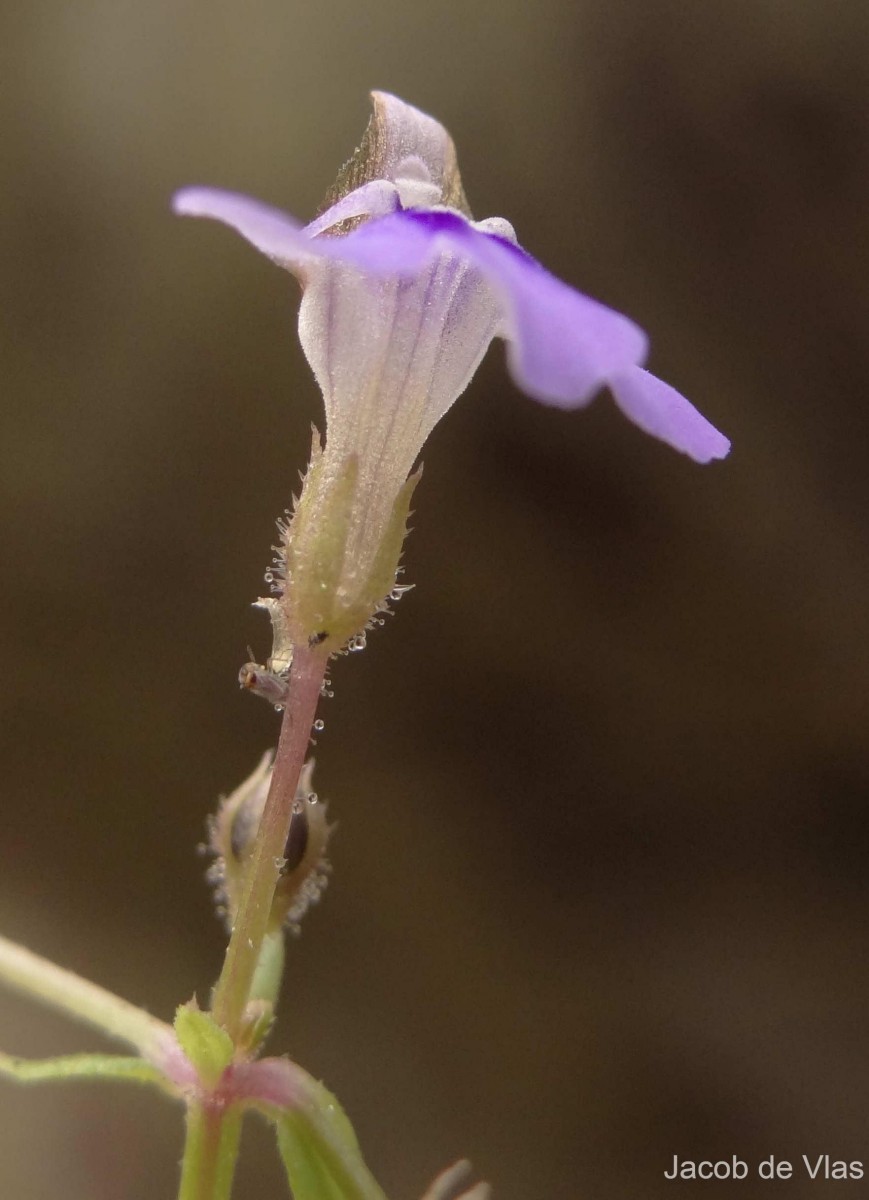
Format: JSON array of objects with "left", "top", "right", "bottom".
[
  {"left": 320, "top": 209, "right": 650, "bottom": 406},
  {"left": 608, "top": 366, "right": 731, "bottom": 462},
  {"left": 174, "top": 194, "right": 644, "bottom": 404},
  {"left": 295, "top": 253, "right": 501, "bottom": 591},
  {"left": 299, "top": 255, "right": 499, "bottom": 460},
  {"left": 174, "top": 191, "right": 729, "bottom": 460},
  {"left": 172, "top": 182, "right": 400, "bottom": 268}
]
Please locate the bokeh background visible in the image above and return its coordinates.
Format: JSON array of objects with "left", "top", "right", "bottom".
[{"left": 2, "top": 1, "right": 869, "bottom": 1197}]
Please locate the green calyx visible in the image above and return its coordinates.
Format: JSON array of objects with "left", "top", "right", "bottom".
[{"left": 281, "top": 444, "right": 419, "bottom": 653}]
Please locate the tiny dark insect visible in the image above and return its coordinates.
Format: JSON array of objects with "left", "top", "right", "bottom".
[{"left": 238, "top": 662, "right": 290, "bottom": 706}]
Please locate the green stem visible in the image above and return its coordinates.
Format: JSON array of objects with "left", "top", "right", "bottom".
[
  {"left": 211, "top": 644, "right": 327, "bottom": 1039},
  {"left": 177, "top": 1101, "right": 243, "bottom": 1200},
  {"left": 0, "top": 1051, "right": 167, "bottom": 1089},
  {"left": 0, "top": 933, "right": 171, "bottom": 1059}
]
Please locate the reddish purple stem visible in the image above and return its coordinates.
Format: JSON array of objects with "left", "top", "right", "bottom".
[{"left": 210, "top": 644, "right": 328, "bottom": 1039}]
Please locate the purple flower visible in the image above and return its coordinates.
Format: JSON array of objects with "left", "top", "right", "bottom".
[
  {"left": 174, "top": 93, "right": 728, "bottom": 467},
  {"left": 173, "top": 93, "right": 729, "bottom": 647}
]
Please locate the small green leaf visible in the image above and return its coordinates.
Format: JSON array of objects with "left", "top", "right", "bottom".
[
  {"left": 174, "top": 1003, "right": 234, "bottom": 1087},
  {"left": 271, "top": 1077, "right": 388, "bottom": 1200},
  {"left": 0, "top": 1050, "right": 167, "bottom": 1090},
  {"left": 303, "top": 1077, "right": 363, "bottom": 1157},
  {"left": 275, "top": 1112, "right": 348, "bottom": 1200}
]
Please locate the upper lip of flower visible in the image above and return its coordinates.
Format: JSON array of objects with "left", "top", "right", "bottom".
[{"left": 172, "top": 92, "right": 729, "bottom": 466}]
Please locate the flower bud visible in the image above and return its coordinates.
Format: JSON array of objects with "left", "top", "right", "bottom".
[{"left": 207, "top": 753, "right": 332, "bottom": 934}]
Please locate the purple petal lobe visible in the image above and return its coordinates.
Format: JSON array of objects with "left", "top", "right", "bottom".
[
  {"left": 172, "top": 181, "right": 397, "bottom": 266},
  {"left": 334, "top": 210, "right": 649, "bottom": 405},
  {"left": 608, "top": 366, "right": 731, "bottom": 462},
  {"left": 173, "top": 194, "right": 647, "bottom": 407},
  {"left": 172, "top": 188, "right": 312, "bottom": 267},
  {"left": 174, "top": 185, "right": 729, "bottom": 462}
]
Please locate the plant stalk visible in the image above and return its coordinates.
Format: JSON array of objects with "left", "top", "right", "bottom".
[
  {"left": 177, "top": 1101, "right": 242, "bottom": 1200},
  {"left": 210, "top": 644, "right": 327, "bottom": 1039}
]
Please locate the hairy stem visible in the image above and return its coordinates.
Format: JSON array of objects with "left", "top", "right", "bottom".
[
  {"left": 0, "top": 933, "right": 171, "bottom": 1060},
  {"left": 177, "top": 1101, "right": 243, "bottom": 1200},
  {"left": 211, "top": 644, "right": 327, "bottom": 1039},
  {"left": 0, "top": 1051, "right": 168, "bottom": 1089}
]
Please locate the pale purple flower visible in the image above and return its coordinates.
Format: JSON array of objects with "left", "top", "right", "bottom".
[
  {"left": 174, "top": 93, "right": 728, "bottom": 471},
  {"left": 173, "top": 93, "right": 729, "bottom": 646}
]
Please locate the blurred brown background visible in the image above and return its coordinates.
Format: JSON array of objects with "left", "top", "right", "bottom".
[{"left": 2, "top": 1, "right": 869, "bottom": 1197}]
